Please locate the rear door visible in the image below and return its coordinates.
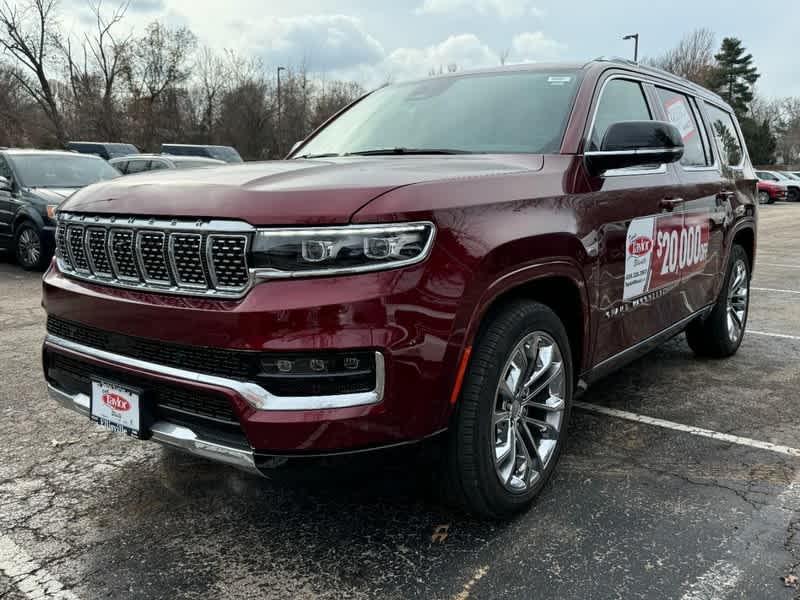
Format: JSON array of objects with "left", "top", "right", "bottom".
[
  {"left": 587, "top": 75, "right": 690, "bottom": 364},
  {"left": 651, "top": 87, "right": 727, "bottom": 312}
]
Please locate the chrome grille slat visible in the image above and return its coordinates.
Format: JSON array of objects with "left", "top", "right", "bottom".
[
  {"left": 67, "top": 225, "right": 89, "bottom": 272},
  {"left": 54, "top": 213, "right": 252, "bottom": 298},
  {"left": 85, "top": 228, "right": 112, "bottom": 277}
]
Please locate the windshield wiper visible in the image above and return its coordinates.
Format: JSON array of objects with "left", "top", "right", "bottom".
[
  {"left": 294, "top": 153, "right": 342, "bottom": 159},
  {"left": 345, "top": 147, "right": 473, "bottom": 156}
]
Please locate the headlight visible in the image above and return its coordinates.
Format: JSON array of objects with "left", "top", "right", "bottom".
[{"left": 251, "top": 222, "right": 435, "bottom": 278}]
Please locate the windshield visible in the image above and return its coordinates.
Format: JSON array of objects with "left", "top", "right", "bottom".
[
  {"left": 209, "top": 147, "right": 243, "bottom": 163},
  {"left": 294, "top": 70, "right": 582, "bottom": 158},
  {"left": 11, "top": 154, "right": 120, "bottom": 188},
  {"left": 107, "top": 144, "right": 138, "bottom": 158},
  {"left": 773, "top": 172, "right": 791, "bottom": 180}
]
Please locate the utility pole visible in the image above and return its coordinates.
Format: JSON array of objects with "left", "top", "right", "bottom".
[
  {"left": 623, "top": 33, "right": 639, "bottom": 63},
  {"left": 276, "top": 66, "right": 286, "bottom": 156}
]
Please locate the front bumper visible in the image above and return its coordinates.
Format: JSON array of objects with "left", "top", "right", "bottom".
[{"left": 47, "top": 381, "right": 261, "bottom": 474}]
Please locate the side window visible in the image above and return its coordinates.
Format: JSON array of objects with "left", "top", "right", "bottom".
[
  {"left": 590, "top": 78, "right": 652, "bottom": 150},
  {"left": 149, "top": 160, "right": 169, "bottom": 171},
  {"left": 113, "top": 161, "right": 129, "bottom": 174},
  {"left": 126, "top": 160, "right": 148, "bottom": 174},
  {"left": 655, "top": 88, "right": 708, "bottom": 167},
  {"left": 704, "top": 103, "right": 743, "bottom": 167}
]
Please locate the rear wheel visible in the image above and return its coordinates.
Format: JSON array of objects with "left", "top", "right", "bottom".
[
  {"left": 443, "top": 301, "right": 572, "bottom": 518},
  {"left": 14, "top": 222, "right": 47, "bottom": 271},
  {"left": 686, "top": 244, "right": 750, "bottom": 358}
]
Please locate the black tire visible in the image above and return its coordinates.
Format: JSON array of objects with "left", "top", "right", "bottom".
[
  {"left": 757, "top": 191, "right": 770, "bottom": 205},
  {"left": 14, "top": 222, "right": 48, "bottom": 271},
  {"left": 686, "top": 244, "right": 750, "bottom": 358},
  {"left": 442, "top": 300, "right": 573, "bottom": 519}
]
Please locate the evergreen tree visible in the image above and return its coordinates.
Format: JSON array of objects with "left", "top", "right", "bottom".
[
  {"left": 740, "top": 117, "right": 777, "bottom": 165},
  {"left": 708, "top": 38, "right": 759, "bottom": 117}
]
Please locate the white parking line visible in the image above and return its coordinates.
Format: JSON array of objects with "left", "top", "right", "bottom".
[
  {"left": 0, "top": 536, "right": 80, "bottom": 600},
  {"left": 752, "top": 287, "right": 800, "bottom": 295},
  {"left": 757, "top": 263, "right": 800, "bottom": 269},
  {"left": 573, "top": 402, "right": 800, "bottom": 458},
  {"left": 679, "top": 560, "right": 743, "bottom": 600},
  {"left": 749, "top": 330, "right": 800, "bottom": 341}
]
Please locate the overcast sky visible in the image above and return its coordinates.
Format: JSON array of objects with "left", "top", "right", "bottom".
[{"left": 69, "top": 0, "right": 800, "bottom": 98}]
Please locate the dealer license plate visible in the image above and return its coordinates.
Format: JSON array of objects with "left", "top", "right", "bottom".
[{"left": 90, "top": 379, "right": 142, "bottom": 437}]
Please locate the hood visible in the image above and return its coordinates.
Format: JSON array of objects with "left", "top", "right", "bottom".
[
  {"left": 60, "top": 155, "right": 543, "bottom": 225},
  {"left": 29, "top": 187, "right": 79, "bottom": 203}
]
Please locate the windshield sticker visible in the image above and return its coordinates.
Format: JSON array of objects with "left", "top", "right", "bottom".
[
  {"left": 663, "top": 97, "right": 697, "bottom": 141},
  {"left": 547, "top": 76, "right": 573, "bottom": 86},
  {"left": 623, "top": 213, "right": 709, "bottom": 300}
]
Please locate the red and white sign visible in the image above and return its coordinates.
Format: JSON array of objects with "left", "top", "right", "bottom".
[
  {"left": 623, "top": 213, "right": 709, "bottom": 300},
  {"left": 91, "top": 380, "right": 140, "bottom": 436},
  {"left": 664, "top": 97, "right": 697, "bottom": 142}
]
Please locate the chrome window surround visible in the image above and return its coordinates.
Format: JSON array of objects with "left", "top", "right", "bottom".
[
  {"left": 45, "top": 334, "right": 386, "bottom": 411},
  {"left": 56, "top": 212, "right": 254, "bottom": 298}
]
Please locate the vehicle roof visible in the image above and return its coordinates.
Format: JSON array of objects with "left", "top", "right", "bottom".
[
  {"left": 403, "top": 58, "right": 731, "bottom": 111},
  {"left": 68, "top": 141, "right": 136, "bottom": 146},
  {"left": 161, "top": 143, "right": 236, "bottom": 149},
  {"left": 110, "top": 154, "right": 225, "bottom": 163},
  {"left": 1, "top": 149, "right": 105, "bottom": 159}
]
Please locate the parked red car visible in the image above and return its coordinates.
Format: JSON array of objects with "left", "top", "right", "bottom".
[
  {"left": 43, "top": 59, "right": 757, "bottom": 517},
  {"left": 756, "top": 179, "right": 785, "bottom": 204}
]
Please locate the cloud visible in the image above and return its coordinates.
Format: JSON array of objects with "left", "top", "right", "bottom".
[
  {"left": 127, "top": 0, "right": 166, "bottom": 12},
  {"left": 245, "top": 15, "right": 384, "bottom": 72},
  {"left": 509, "top": 32, "right": 567, "bottom": 62},
  {"left": 383, "top": 34, "right": 497, "bottom": 81},
  {"left": 415, "top": 0, "right": 545, "bottom": 19}
]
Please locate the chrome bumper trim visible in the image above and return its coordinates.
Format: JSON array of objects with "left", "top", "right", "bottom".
[
  {"left": 44, "top": 334, "right": 385, "bottom": 411},
  {"left": 47, "top": 383, "right": 261, "bottom": 474}
]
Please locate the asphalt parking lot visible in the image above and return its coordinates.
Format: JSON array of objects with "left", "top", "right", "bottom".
[{"left": 1, "top": 203, "right": 799, "bottom": 600}]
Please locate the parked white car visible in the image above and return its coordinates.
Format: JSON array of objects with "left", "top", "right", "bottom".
[{"left": 109, "top": 154, "right": 225, "bottom": 175}]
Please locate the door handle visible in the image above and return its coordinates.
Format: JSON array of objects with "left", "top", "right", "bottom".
[{"left": 660, "top": 197, "right": 684, "bottom": 211}]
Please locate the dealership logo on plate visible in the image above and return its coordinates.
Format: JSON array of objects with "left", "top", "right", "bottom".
[
  {"left": 102, "top": 393, "right": 130, "bottom": 412},
  {"left": 628, "top": 235, "right": 653, "bottom": 257}
]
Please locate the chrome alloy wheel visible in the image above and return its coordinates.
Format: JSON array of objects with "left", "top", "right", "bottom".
[
  {"left": 17, "top": 228, "right": 41, "bottom": 268},
  {"left": 726, "top": 258, "right": 749, "bottom": 343},
  {"left": 493, "top": 332, "right": 566, "bottom": 493}
]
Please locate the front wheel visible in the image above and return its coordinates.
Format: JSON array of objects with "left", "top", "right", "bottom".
[
  {"left": 686, "top": 244, "right": 750, "bottom": 358},
  {"left": 443, "top": 301, "right": 572, "bottom": 518},
  {"left": 757, "top": 191, "right": 771, "bottom": 205},
  {"left": 14, "top": 223, "right": 48, "bottom": 271}
]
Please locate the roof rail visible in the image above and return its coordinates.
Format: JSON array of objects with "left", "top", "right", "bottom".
[{"left": 591, "top": 56, "right": 727, "bottom": 105}]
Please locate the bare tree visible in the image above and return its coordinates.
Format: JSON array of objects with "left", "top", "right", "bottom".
[
  {"left": 649, "top": 28, "right": 717, "bottom": 87},
  {"left": 194, "top": 46, "right": 228, "bottom": 138},
  {"left": 0, "top": 0, "right": 67, "bottom": 144}
]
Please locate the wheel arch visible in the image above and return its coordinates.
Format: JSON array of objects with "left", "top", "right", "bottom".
[{"left": 731, "top": 222, "right": 756, "bottom": 273}]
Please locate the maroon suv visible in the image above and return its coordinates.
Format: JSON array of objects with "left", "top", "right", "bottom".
[{"left": 43, "top": 60, "right": 756, "bottom": 518}]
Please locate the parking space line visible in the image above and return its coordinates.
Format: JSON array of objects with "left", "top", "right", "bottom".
[
  {"left": 757, "top": 263, "right": 800, "bottom": 269},
  {"left": 752, "top": 287, "right": 800, "bottom": 295},
  {"left": 0, "top": 536, "right": 80, "bottom": 600},
  {"left": 679, "top": 560, "right": 743, "bottom": 600},
  {"left": 749, "top": 330, "right": 800, "bottom": 341},
  {"left": 573, "top": 402, "right": 800, "bottom": 458}
]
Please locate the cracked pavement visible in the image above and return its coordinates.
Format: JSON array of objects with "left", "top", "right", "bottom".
[{"left": 0, "top": 203, "right": 798, "bottom": 599}]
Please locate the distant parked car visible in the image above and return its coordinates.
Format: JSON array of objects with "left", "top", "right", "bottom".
[
  {"left": 66, "top": 141, "right": 140, "bottom": 161},
  {"left": 160, "top": 143, "right": 243, "bottom": 163},
  {"left": 109, "top": 154, "right": 226, "bottom": 175},
  {"left": 755, "top": 178, "right": 786, "bottom": 204},
  {"left": 0, "top": 149, "right": 120, "bottom": 269},
  {"left": 755, "top": 170, "right": 799, "bottom": 201}
]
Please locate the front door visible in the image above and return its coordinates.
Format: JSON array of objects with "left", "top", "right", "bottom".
[
  {"left": 586, "top": 75, "right": 693, "bottom": 364},
  {"left": 0, "top": 156, "right": 15, "bottom": 248}
]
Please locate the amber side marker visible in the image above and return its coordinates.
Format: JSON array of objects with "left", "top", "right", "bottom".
[{"left": 449, "top": 346, "right": 473, "bottom": 405}]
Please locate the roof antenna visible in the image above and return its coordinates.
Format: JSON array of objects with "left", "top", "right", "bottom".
[{"left": 622, "top": 33, "right": 639, "bottom": 63}]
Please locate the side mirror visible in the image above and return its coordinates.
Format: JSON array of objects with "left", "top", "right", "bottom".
[
  {"left": 0, "top": 176, "right": 11, "bottom": 193},
  {"left": 585, "top": 120, "right": 684, "bottom": 176}
]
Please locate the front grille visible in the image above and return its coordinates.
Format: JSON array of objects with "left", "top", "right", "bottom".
[
  {"left": 46, "top": 352, "right": 248, "bottom": 448},
  {"left": 55, "top": 213, "right": 251, "bottom": 297},
  {"left": 47, "top": 316, "right": 259, "bottom": 380}
]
